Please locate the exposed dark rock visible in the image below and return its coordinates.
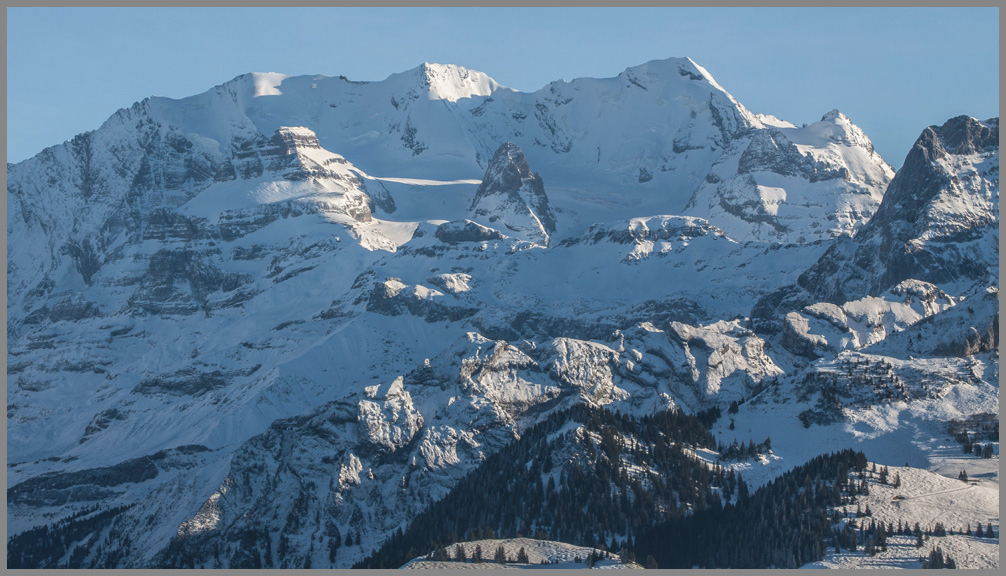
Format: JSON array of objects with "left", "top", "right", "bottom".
[
  {"left": 80, "top": 408, "right": 129, "bottom": 444},
  {"left": 128, "top": 249, "right": 250, "bottom": 315},
  {"left": 219, "top": 201, "right": 311, "bottom": 241},
  {"left": 562, "top": 217, "right": 724, "bottom": 247},
  {"left": 366, "top": 279, "right": 478, "bottom": 323},
  {"left": 64, "top": 239, "right": 102, "bottom": 286},
  {"left": 8, "top": 445, "right": 210, "bottom": 506},
  {"left": 470, "top": 142, "right": 556, "bottom": 244},
  {"left": 434, "top": 220, "right": 505, "bottom": 244},
  {"left": 133, "top": 368, "right": 230, "bottom": 397},
  {"left": 47, "top": 293, "right": 102, "bottom": 323},
  {"left": 738, "top": 129, "right": 848, "bottom": 182},
  {"left": 143, "top": 209, "right": 213, "bottom": 241}
]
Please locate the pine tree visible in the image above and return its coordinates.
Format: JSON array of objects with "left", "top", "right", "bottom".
[
  {"left": 473, "top": 544, "right": 483, "bottom": 563},
  {"left": 516, "top": 546, "right": 529, "bottom": 564},
  {"left": 494, "top": 545, "right": 506, "bottom": 564},
  {"left": 924, "top": 546, "right": 946, "bottom": 569}
]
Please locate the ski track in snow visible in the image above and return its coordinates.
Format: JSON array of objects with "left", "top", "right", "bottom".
[{"left": 367, "top": 175, "right": 482, "bottom": 186}]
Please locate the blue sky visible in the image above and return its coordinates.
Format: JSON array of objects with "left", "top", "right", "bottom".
[{"left": 6, "top": 7, "right": 999, "bottom": 167}]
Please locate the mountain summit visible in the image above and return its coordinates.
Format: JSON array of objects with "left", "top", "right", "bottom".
[
  {"left": 470, "top": 142, "right": 556, "bottom": 246},
  {"left": 413, "top": 62, "right": 504, "bottom": 102}
]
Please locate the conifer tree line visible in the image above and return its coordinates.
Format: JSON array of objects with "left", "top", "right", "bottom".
[
  {"left": 427, "top": 542, "right": 533, "bottom": 564},
  {"left": 355, "top": 404, "right": 740, "bottom": 568},
  {"left": 922, "top": 546, "right": 957, "bottom": 569},
  {"left": 7, "top": 504, "right": 133, "bottom": 568},
  {"left": 948, "top": 413, "right": 998, "bottom": 458},
  {"left": 633, "top": 449, "right": 870, "bottom": 568},
  {"left": 716, "top": 437, "right": 772, "bottom": 461},
  {"left": 356, "top": 402, "right": 998, "bottom": 569}
]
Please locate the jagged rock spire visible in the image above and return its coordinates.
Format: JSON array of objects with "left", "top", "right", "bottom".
[{"left": 470, "top": 142, "right": 556, "bottom": 245}]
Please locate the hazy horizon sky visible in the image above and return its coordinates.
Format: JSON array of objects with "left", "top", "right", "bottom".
[{"left": 6, "top": 7, "right": 999, "bottom": 167}]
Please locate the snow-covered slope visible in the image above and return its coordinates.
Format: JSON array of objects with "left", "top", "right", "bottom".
[
  {"left": 804, "top": 464, "right": 998, "bottom": 569},
  {"left": 780, "top": 279, "right": 959, "bottom": 357},
  {"left": 684, "top": 110, "right": 894, "bottom": 243}
]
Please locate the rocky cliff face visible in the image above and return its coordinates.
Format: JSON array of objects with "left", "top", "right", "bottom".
[{"left": 470, "top": 142, "right": 556, "bottom": 245}]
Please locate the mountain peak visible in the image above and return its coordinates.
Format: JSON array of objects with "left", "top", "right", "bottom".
[
  {"left": 411, "top": 62, "right": 504, "bottom": 102},
  {"left": 864, "top": 115, "right": 998, "bottom": 243},
  {"left": 470, "top": 142, "right": 556, "bottom": 245},
  {"left": 925, "top": 115, "right": 999, "bottom": 156}
]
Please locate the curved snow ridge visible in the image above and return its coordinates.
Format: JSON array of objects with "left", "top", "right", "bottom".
[{"left": 404, "top": 537, "right": 643, "bottom": 569}]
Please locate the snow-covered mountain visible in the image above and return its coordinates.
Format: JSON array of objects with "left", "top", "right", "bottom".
[
  {"left": 6, "top": 57, "right": 998, "bottom": 569},
  {"left": 684, "top": 110, "right": 894, "bottom": 243},
  {"left": 756, "top": 116, "right": 998, "bottom": 317}
]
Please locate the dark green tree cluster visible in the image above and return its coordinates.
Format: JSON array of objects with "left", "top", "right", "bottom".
[
  {"left": 922, "top": 546, "right": 957, "bottom": 569},
  {"left": 971, "top": 522, "right": 996, "bottom": 539},
  {"left": 948, "top": 413, "right": 998, "bottom": 455},
  {"left": 7, "top": 504, "right": 132, "bottom": 569},
  {"left": 974, "top": 443, "right": 995, "bottom": 458},
  {"left": 797, "top": 358, "right": 913, "bottom": 428},
  {"left": 633, "top": 449, "right": 869, "bottom": 568},
  {"left": 949, "top": 414, "right": 997, "bottom": 440},
  {"left": 355, "top": 404, "right": 739, "bottom": 568},
  {"left": 717, "top": 437, "right": 772, "bottom": 461},
  {"left": 695, "top": 405, "right": 722, "bottom": 428}
]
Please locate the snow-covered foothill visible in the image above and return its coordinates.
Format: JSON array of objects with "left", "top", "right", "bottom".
[
  {"left": 404, "top": 538, "right": 643, "bottom": 569},
  {"left": 803, "top": 464, "right": 998, "bottom": 569}
]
